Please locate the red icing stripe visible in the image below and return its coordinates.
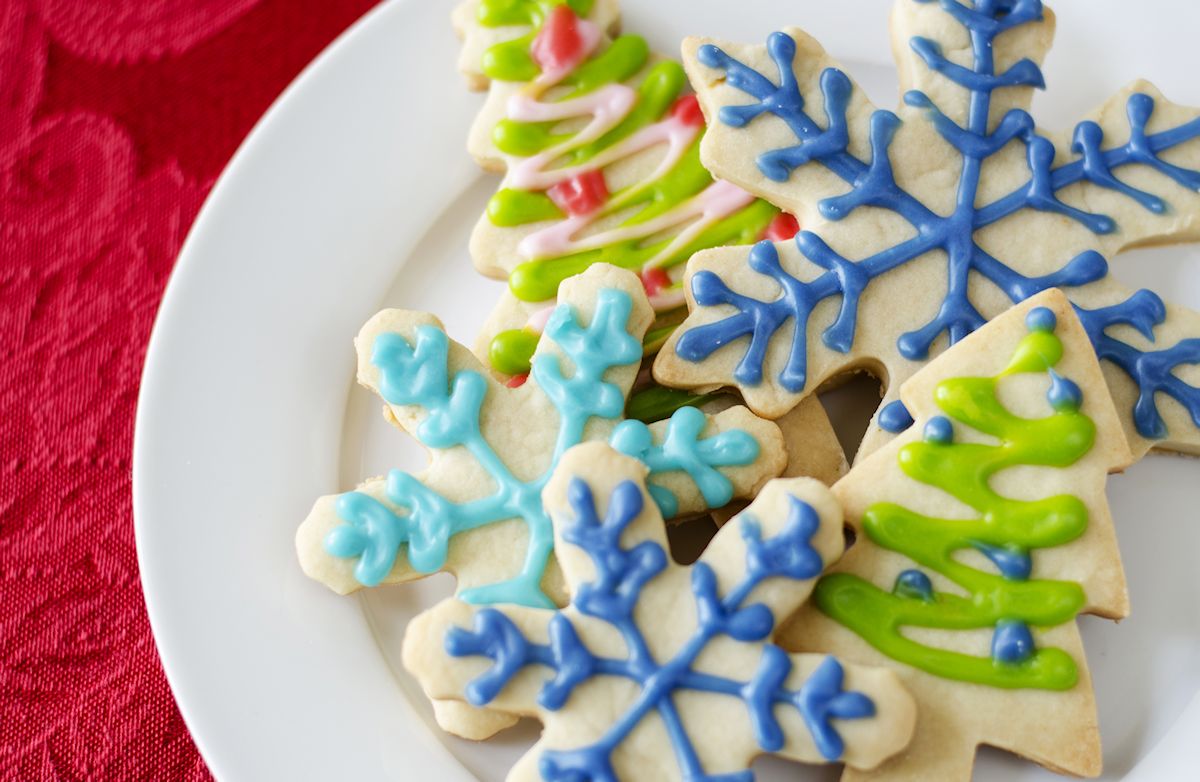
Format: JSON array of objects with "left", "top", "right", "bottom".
[
  {"left": 548, "top": 169, "right": 609, "bottom": 216},
  {"left": 670, "top": 94, "right": 705, "bottom": 127},
  {"left": 641, "top": 267, "right": 672, "bottom": 298},
  {"left": 531, "top": 4, "right": 584, "bottom": 74},
  {"left": 764, "top": 212, "right": 800, "bottom": 241}
]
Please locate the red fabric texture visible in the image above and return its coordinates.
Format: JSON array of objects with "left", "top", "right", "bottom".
[{"left": 0, "top": 1, "right": 378, "bottom": 777}]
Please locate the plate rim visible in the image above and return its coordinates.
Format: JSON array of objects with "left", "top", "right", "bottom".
[{"left": 132, "top": 1, "right": 473, "bottom": 779}]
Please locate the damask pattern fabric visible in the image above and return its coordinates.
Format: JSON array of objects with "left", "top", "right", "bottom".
[{"left": 0, "top": 1, "right": 377, "bottom": 777}]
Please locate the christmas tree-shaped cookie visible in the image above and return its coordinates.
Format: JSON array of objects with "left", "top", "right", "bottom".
[
  {"left": 452, "top": 0, "right": 794, "bottom": 380},
  {"left": 655, "top": 0, "right": 1200, "bottom": 460},
  {"left": 404, "top": 442, "right": 917, "bottom": 779},
  {"left": 782, "top": 289, "right": 1133, "bottom": 780},
  {"left": 451, "top": 0, "right": 846, "bottom": 476}
]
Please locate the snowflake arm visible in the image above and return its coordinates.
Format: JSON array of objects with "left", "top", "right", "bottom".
[
  {"left": 609, "top": 404, "right": 763, "bottom": 516},
  {"left": 534, "top": 288, "right": 644, "bottom": 459},
  {"left": 1075, "top": 293, "right": 1200, "bottom": 437},
  {"left": 402, "top": 443, "right": 917, "bottom": 778}
]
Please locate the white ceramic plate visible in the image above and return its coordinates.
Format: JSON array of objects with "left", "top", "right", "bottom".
[{"left": 134, "top": 1, "right": 1200, "bottom": 779}]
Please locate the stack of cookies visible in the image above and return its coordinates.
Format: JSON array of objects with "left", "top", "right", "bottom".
[{"left": 296, "top": 1, "right": 1200, "bottom": 779}]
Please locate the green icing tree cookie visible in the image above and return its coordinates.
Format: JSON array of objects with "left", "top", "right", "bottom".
[
  {"left": 784, "top": 289, "right": 1133, "bottom": 781},
  {"left": 453, "top": 0, "right": 792, "bottom": 381}
]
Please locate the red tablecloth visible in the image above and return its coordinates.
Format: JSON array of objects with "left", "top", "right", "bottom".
[{"left": 0, "top": 1, "right": 378, "bottom": 777}]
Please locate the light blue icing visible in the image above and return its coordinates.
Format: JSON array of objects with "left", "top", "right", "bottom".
[
  {"left": 610, "top": 404, "right": 760, "bottom": 518},
  {"left": 676, "top": 0, "right": 1200, "bottom": 440},
  {"left": 445, "top": 476, "right": 877, "bottom": 776},
  {"left": 324, "top": 289, "right": 764, "bottom": 608}
]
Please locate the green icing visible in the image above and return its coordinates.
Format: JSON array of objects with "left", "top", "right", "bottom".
[
  {"left": 562, "top": 33, "right": 648, "bottom": 94},
  {"left": 626, "top": 387, "right": 719, "bottom": 424},
  {"left": 478, "top": 0, "right": 596, "bottom": 83},
  {"left": 477, "top": 0, "right": 593, "bottom": 27},
  {"left": 489, "top": 190, "right": 563, "bottom": 226},
  {"left": 491, "top": 134, "right": 709, "bottom": 228},
  {"left": 815, "top": 319, "right": 1096, "bottom": 691},
  {"left": 507, "top": 198, "right": 775, "bottom": 303},
  {"left": 618, "top": 136, "right": 720, "bottom": 225},
  {"left": 570, "top": 60, "right": 685, "bottom": 163},
  {"left": 482, "top": 34, "right": 541, "bottom": 83},
  {"left": 490, "top": 328, "right": 541, "bottom": 376},
  {"left": 493, "top": 115, "right": 565, "bottom": 158},
  {"left": 492, "top": 39, "right": 659, "bottom": 159}
]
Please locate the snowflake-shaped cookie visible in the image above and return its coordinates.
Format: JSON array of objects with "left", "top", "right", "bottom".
[
  {"left": 404, "top": 442, "right": 916, "bottom": 780},
  {"left": 654, "top": 0, "right": 1200, "bottom": 459},
  {"left": 296, "top": 265, "right": 784, "bottom": 610}
]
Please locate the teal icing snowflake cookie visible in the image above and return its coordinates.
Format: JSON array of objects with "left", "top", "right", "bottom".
[
  {"left": 654, "top": 0, "right": 1200, "bottom": 461},
  {"left": 296, "top": 264, "right": 785, "bottom": 606},
  {"left": 295, "top": 264, "right": 786, "bottom": 740},
  {"left": 403, "top": 442, "right": 916, "bottom": 780}
]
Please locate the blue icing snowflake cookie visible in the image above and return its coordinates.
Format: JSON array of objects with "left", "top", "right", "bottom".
[
  {"left": 402, "top": 442, "right": 916, "bottom": 779},
  {"left": 654, "top": 0, "right": 1200, "bottom": 460}
]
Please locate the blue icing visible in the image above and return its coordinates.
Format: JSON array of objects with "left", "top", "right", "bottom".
[
  {"left": 893, "top": 569, "right": 934, "bottom": 602},
  {"left": 1074, "top": 293, "right": 1200, "bottom": 438},
  {"left": 323, "top": 289, "right": 764, "bottom": 608},
  {"left": 1047, "top": 369, "right": 1083, "bottom": 412},
  {"left": 878, "top": 400, "right": 915, "bottom": 433},
  {"left": 444, "top": 478, "right": 876, "bottom": 776},
  {"left": 326, "top": 493, "right": 405, "bottom": 587},
  {"left": 796, "top": 656, "right": 877, "bottom": 761},
  {"left": 1026, "top": 306, "right": 1057, "bottom": 333},
  {"left": 972, "top": 542, "right": 1033, "bottom": 581},
  {"left": 923, "top": 415, "right": 954, "bottom": 444},
  {"left": 992, "top": 619, "right": 1036, "bottom": 664},
  {"left": 610, "top": 405, "right": 761, "bottom": 516},
  {"left": 680, "top": 1, "right": 1200, "bottom": 440}
]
